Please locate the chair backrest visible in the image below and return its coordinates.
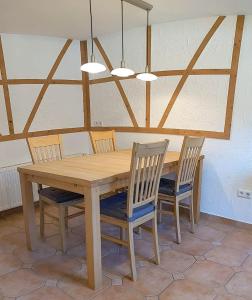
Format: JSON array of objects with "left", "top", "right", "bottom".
[
  {"left": 89, "top": 130, "right": 116, "bottom": 154},
  {"left": 127, "top": 140, "right": 169, "bottom": 218},
  {"left": 176, "top": 136, "right": 205, "bottom": 192},
  {"left": 27, "top": 134, "right": 63, "bottom": 164}
]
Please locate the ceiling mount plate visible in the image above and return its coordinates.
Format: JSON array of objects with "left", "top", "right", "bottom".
[{"left": 123, "top": 0, "right": 153, "bottom": 11}]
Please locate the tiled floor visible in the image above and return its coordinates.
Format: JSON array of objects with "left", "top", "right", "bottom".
[{"left": 0, "top": 207, "right": 252, "bottom": 300}]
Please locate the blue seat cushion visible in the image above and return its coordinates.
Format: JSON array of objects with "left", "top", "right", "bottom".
[
  {"left": 39, "top": 187, "right": 82, "bottom": 204},
  {"left": 159, "top": 178, "right": 192, "bottom": 196},
  {"left": 100, "top": 192, "right": 155, "bottom": 222}
]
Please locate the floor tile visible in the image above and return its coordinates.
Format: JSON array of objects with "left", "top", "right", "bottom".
[
  {"left": 92, "top": 286, "right": 145, "bottom": 300},
  {"left": 215, "top": 293, "right": 246, "bottom": 300},
  {"left": 123, "top": 266, "right": 173, "bottom": 296},
  {"left": 185, "top": 260, "right": 233, "bottom": 288},
  {"left": 226, "top": 271, "right": 252, "bottom": 299},
  {"left": 193, "top": 225, "right": 226, "bottom": 242},
  {"left": 222, "top": 231, "right": 252, "bottom": 252},
  {"left": 17, "top": 287, "right": 72, "bottom": 300},
  {"left": 159, "top": 249, "right": 195, "bottom": 273},
  {"left": 57, "top": 267, "right": 111, "bottom": 300},
  {"left": 33, "top": 254, "right": 81, "bottom": 280},
  {"left": 13, "top": 243, "right": 56, "bottom": 264},
  {"left": 0, "top": 253, "right": 22, "bottom": 276},
  {"left": 102, "top": 252, "right": 131, "bottom": 278},
  {"left": 159, "top": 279, "right": 215, "bottom": 300},
  {"left": 205, "top": 245, "right": 248, "bottom": 267},
  {"left": 46, "top": 232, "right": 83, "bottom": 251},
  {"left": 242, "top": 255, "right": 252, "bottom": 273},
  {"left": 171, "top": 235, "right": 213, "bottom": 256},
  {"left": 0, "top": 269, "right": 44, "bottom": 298}
]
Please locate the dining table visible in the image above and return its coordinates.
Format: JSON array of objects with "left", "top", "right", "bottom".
[{"left": 18, "top": 149, "right": 204, "bottom": 290}]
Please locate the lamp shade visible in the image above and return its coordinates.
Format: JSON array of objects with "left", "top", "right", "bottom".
[
  {"left": 111, "top": 67, "right": 135, "bottom": 77},
  {"left": 80, "top": 62, "right": 106, "bottom": 74},
  {"left": 136, "top": 72, "right": 157, "bottom": 81}
]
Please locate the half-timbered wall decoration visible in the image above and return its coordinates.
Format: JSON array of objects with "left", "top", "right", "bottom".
[{"left": 0, "top": 15, "right": 244, "bottom": 142}]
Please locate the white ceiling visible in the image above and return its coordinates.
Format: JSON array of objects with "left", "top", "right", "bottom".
[{"left": 0, "top": 0, "right": 251, "bottom": 40}]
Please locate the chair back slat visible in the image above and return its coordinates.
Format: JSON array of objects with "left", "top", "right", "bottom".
[
  {"left": 89, "top": 130, "right": 116, "bottom": 154},
  {"left": 127, "top": 140, "right": 169, "bottom": 217},
  {"left": 176, "top": 136, "right": 205, "bottom": 192},
  {"left": 27, "top": 135, "right": 63, "bottom": 164}
]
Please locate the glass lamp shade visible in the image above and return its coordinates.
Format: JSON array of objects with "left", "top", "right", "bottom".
[
  {"left": 80, "top": 62, "right": 106, "bottom": 74},
  {"left": 136, "top": 72, "right": 157, "bottom": 82},
  {"left": 111, "top": 67, "right": 135, "bottom": 77}
]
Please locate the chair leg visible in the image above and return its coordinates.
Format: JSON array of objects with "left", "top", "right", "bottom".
[
  {"left": 128, "top": 224, "right": 137, "bottom": 281},
  {"left": 64, "top": 207, "right": 68, "bottom": 230},
  {"left": 59, "top": 206, "right": 67, "bottom": 252},
  {"left": 158, "top": 201, "right": 162, "bottom": 224},
  {"left": 39, "top": 198, "right": 45, "bottom": 238},
  {"left": 190, "top": 193, "right": 195, "bottom": 234},
  {"left": 152, "top": 213, "right": 160, "bottom": 265},
  {"left": 174, "top": 199, "right": 181, "bottom": 244},
  {"left": 120, "top": 228, "right": 127, "bottom": 241}
]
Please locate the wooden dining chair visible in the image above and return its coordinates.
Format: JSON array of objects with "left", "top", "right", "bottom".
[
  {"left": 100, "top": 140, "right": 169, "bottom": 280},
  {"left": 27, "top": 134, "right": 85, "bottom": 252},
  {"left": 158, "top": 136, "right": 205, "bottom": 244},
  {"left": 89, "top": 130, "right": 116, "bottom": 154}
]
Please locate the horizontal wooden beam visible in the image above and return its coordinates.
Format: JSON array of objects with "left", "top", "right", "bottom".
[
  {"left": 0, "top": 69, "right": 231, "bottom": 86},
  {"left": 89, "top": 126, "right": 228, "bottom": 139},
  {"left": 0, "top": 127, "right": 86, "bottom": 142}
]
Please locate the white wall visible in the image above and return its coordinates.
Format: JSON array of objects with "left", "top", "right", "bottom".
[{"left": 0, "top": 16, "right": 252, "bottom": 224}]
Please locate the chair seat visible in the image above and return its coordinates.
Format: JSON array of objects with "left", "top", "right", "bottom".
[
  {"left": 39, "top": 187, "right": 83, "bottom": 204},
  {"left": 100, "top": 192, "right": 155, "bottom": 222},
  {"left": 159, "top": 178, "right": 192, "bottom": 196}
]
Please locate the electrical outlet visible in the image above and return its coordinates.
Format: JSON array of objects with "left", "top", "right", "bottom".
[
  {"left": 93, "top": 121, "right": 103, "bottom": 127},
  {"left": 237, "top": 189, "right": 252, "bottom": 199}
]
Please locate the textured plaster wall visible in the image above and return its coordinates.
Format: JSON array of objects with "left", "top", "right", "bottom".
[{"left": 0, "top": 16, "right": 252, "bottom": 223}]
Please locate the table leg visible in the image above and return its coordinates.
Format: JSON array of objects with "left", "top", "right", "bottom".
[
  {"left": 193, "top": 159, "right": 203, "bottom": 224},
  {"left": 84, "top": 186, "right": 102, "bottom": 290},
  {"left": 19, "top": 173, "right": 38, "bottom": 250}
]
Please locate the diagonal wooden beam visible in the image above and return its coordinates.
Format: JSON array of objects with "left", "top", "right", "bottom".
[
  {"left": 80, "top": 41, "right": 91, "bottom": 129},
  {"left": 158, "top": 16, "right": 226, "bottom": 128},
  {"left": 23, "top": 39, "right": 72, "bottom": 133},
  {"left": 94, "top": 38, "right": 139, "bottom": 127},
  {"left": 224, "top": 15, "right": 245, "bottom": 138},
  {"left": 145, "top": 25, "right": 152, "bottom": 128},
  {"left": 0, "top": 35, "right": 14, "bottom": 134}
]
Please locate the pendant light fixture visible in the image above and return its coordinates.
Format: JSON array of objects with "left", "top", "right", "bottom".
[
  {"left": 137, "top": 9, "right": 157, "bottom": 81},
  {"left": 111, "top": 0, "right": 135, "bottom": 77},
  {"left": 80, "top": 0, "right": 106, "bottom": 74}
]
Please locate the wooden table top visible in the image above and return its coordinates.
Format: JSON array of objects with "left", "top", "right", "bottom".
[{"left": 18, "top": 149, "right": 183, "bottom": 186}]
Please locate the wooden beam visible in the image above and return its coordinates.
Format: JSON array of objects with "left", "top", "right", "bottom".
[
  {"left": 158, "top": 16, "right": 226, "bottom": 128},
  {"left": 89, "top": 126, "right": 228, "bottom": 139},
  {"left": 0, "top": 127, "right": 86, "bottom": 142},
  {"left": 0, "top": 69, "right": 231, "bottom": 86},
  {"left": 146, "top": 25, "right": 151, "bottom": 128},
  {"left": 0, "top": 125, "right": 228, "bottom": 142},
  {"left": 0, "top": 36, "right": 14, "bottom": 134},
  {"left": 88, "top": 69, "right": 231, "bottom": 85},
  {"left": 23, "top": 39, "right": 72, "bottom": 133},
  {"left": 94, "top": 38, "right": 139, "bottom": 127},
  {"left": 80, "top": 41, "right": 91, "bottom": 129},
  {"left": 224, "top": 15, "right": 245, "bottom": 138}
]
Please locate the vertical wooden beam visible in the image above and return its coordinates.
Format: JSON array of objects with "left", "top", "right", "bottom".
[
  {"left": 146, "top": 25, "right": 151, "bottom": 128},
  {"left": 158, "top": 16, "right": 226, "bottom": 128},
  {"left": 224, "top": 15, "right": 245, "bottom": 138},
  {"left": 23, "top": 39, "right": 72, "bottom": 133},
  {"left": 80, "top": 41, "right": 91, "bottom": 129},
  {"left": 94, "top": 38, "right": 139, "bottom": 127},
  {"left": 0, "top": 36, "right": 14, "bottom": 134}
]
